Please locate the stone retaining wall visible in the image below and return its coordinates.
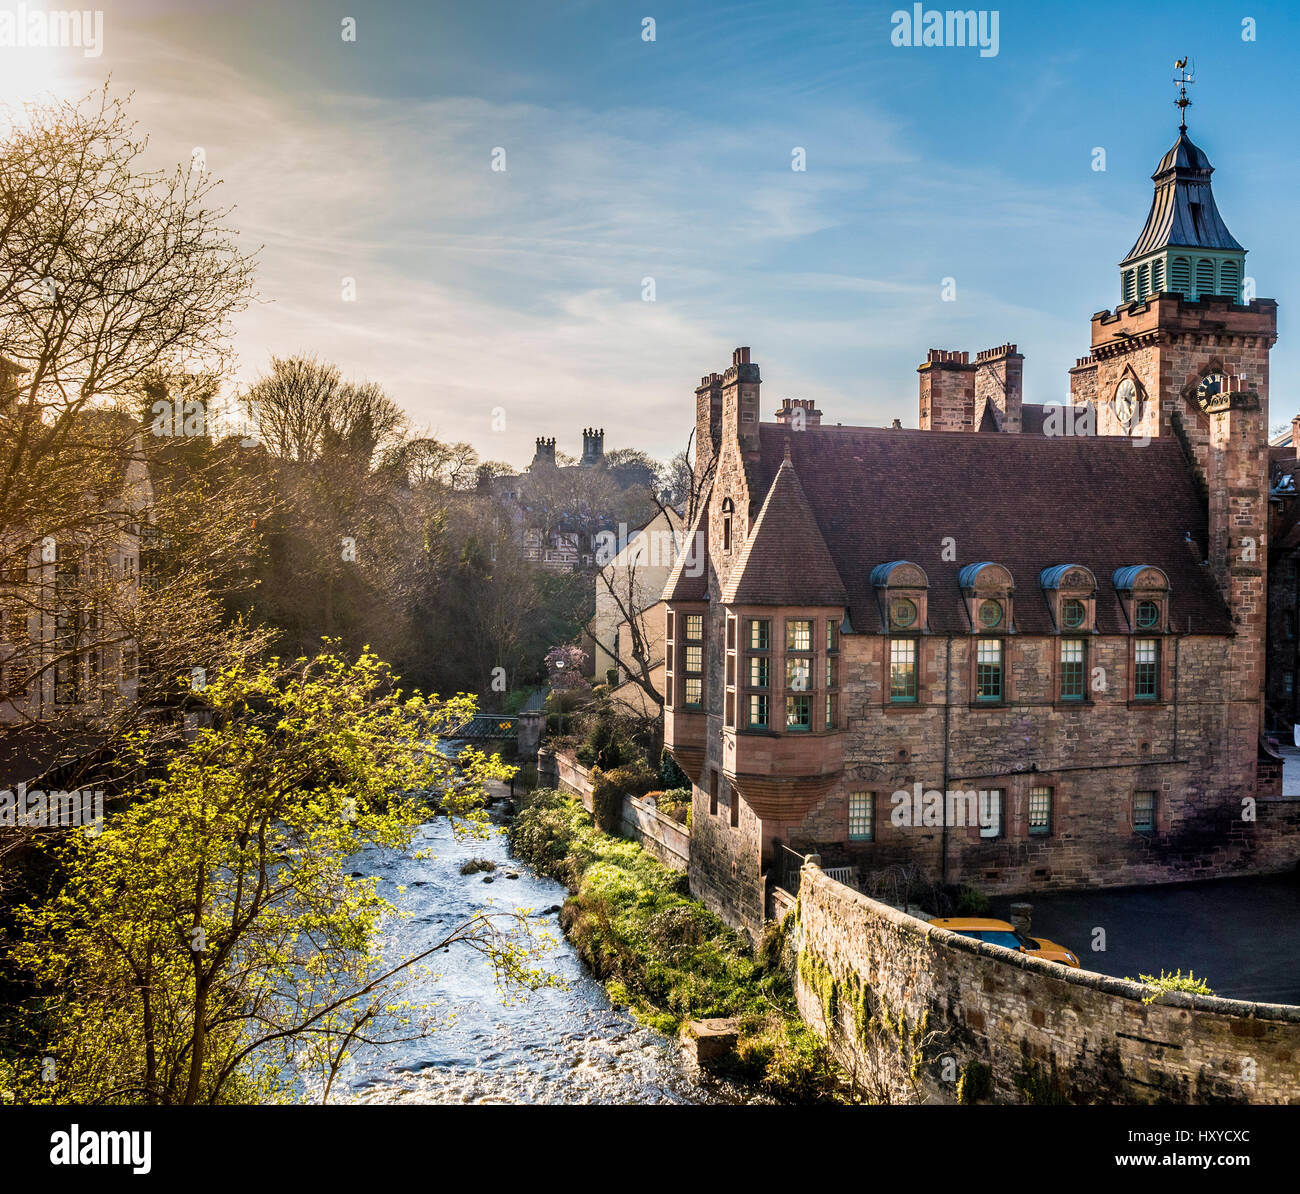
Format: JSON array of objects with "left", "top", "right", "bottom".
[{"left": 795, "top": 863, "right": 1300, "bottom": 1105}]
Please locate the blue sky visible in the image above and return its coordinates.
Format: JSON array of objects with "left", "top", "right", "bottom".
[{"left": 7, "top": 0, "right": 1297, "bottom": 465}]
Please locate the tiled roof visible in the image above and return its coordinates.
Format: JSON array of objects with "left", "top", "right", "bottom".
[
  {"left": 754, "top": 423, "right": 1231, "bottom": 635},
  {"left": 662, "top": 499, "right": 710, "bottom": 602},
  {"left": 1021, "top": 404, "right": 1050, "bottom": 435},
  {"left": 721, "top": 454, "right": 848, "bottom": 606}
]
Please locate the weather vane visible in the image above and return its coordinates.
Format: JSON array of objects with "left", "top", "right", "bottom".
[{"left": 1174, "top": 57, "right": 1194, "bottom": 132}]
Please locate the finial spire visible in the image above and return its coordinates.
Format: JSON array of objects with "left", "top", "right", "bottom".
[{"left": 1173, "top": 56, "right": 1193, "bottom": 132}]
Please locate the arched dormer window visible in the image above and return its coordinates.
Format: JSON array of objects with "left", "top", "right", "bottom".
[
  {"left": 958, "top": 562, "right": 1014, "bottom": 704},
  {"left": 1039, "top": 564, "right": 1098, "bottom": 633},
  {"left": 1114, "top": 566, "right": 1170, "bottom": 702},
  {"left": 871, "top": 561, "right": 928, "bottom": 705},
  {"left": 1112, "top": 566, "right": 1170, "bottom": 633},
  {"left": 722, "top": 497, "right": 734, "bottom": 553}
]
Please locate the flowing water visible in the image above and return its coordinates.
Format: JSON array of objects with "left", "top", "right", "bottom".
[{"left": 331, "top": 800, "right": 757, "bottom": 1105}]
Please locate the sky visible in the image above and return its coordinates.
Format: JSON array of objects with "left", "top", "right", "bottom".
[{"left": 3, "top": 0, "right": 1297, "bottom": 468}]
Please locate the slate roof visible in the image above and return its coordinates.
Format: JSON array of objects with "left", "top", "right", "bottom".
[
  {"left": 1123, "top": 130, "right": 1245, "bottom": 264},
  {"left": 720, "top": 454, "right": 848, "bottom": 606},
  {"left": 749, "top": 423, "right": 1231, "bottom": 636},
  {"left": 662, "top": 499, "right": 710, "bottom": 602}
]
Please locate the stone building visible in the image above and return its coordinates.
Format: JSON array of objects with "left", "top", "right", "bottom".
[{"left": 662, "top": 120, "right": 1300, "bottom": 937}]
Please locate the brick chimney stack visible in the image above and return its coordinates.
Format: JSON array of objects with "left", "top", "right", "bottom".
[
  {"left": 580, "top": 427, "right": 605, "bottom": 467},
  {"left": 774, "top": 398, "right": 822, "bottom": 429},
  {"left": 530, "top": 436, "right": 557, "bottom": 468},
  {"left": 722, "top": 346, "right": 761, "bottom": 458},
  {"left": 975, "top": 343, "right": 1024, "bottom": 433},
  {"left": 917, "top": 349, "right": 976, "bottom": 431},
  {"left": 694, "top": 372, "right": 724, "bottom": 486},
  {"left": 1291, "top": 413, "right": 1300, "bottom": 459}
]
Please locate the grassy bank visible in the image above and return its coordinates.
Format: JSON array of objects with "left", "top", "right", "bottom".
[{"left": 509, "top": 789, "right": 844, "bottom": 1103}]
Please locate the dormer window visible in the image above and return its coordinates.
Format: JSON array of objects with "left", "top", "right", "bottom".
[
  {"left": 891, "top": 597, "right": 917, "bottom": 629},
  {"left": 1040, "top": 565, "right": 1098, "bottom": 634},
  {"left": 1112, "top": 566, "right": 1170, "bottom": 635},
  {"left": 1135, "top": 600, "right": 1160, "bottom": 629},
  {"left": 958, "top": 562, "right": 1014, "bottom": 634}
]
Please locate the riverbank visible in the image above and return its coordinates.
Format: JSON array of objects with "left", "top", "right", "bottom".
[
  {"left": 509, "top": 789, "right": 847, "bottom": 1103},
  {"left": 332, "top": 800, "right": 764, "bottom": 1104}
]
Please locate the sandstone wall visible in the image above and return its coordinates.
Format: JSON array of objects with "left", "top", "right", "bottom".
[{"left": 795, "top": 864, "right": 1300, "bottom": 1105}]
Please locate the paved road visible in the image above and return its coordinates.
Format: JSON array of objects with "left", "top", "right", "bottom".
[{"left": 993, "top": 872, "right": 1300, "bottom": 1005}]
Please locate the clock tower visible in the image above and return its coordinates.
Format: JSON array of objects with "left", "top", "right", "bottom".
[{"left": 1068, "top": 92, "right": 1277, "bottom": 746}]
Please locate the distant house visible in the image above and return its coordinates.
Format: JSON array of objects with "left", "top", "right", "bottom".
[{"left": 588, "top": 506, "right": 682, "bottom": 715}]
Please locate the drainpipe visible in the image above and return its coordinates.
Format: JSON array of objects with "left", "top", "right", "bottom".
[{"left": 941, "top": 634, "right": 953, "bottom": 885}]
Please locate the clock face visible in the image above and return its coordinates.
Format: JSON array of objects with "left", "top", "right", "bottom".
[
  {"left": 1113, "top": 378, "right": 1138, "bottom": 428},
  {"left": 1196, "top": 372, "right": 1224, "bottom": 410}
]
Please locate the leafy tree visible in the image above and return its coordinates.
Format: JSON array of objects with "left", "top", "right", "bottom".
[{"left": 5, "top": 648, "right": 547, "bottom": 1104}]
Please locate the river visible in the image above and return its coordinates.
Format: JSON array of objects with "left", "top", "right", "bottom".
[{"left": 330, "top": 798, "right": 757, "bottom": 1105}]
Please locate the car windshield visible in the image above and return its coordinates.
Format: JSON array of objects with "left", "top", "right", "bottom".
[{"left": 974, "top": 931, "right": 1024, "bottom": 950}]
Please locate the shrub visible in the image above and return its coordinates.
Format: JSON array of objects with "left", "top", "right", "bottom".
[
  {"left": 590, "top": 763, "right": 655, "bottom": 834},
  {"left": 509, "top": 790, "right": 843, "bottom": 1103},
  {"left": 659, "top": 747, "right": 690, "bottom": 791},
  {"left": 1126, "top": 969, "right": 1214, "bottom": 1004},
  {"left": 954, "top": 884, "right": 991, "bottom": 916}
]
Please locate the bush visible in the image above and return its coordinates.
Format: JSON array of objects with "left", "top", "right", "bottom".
[
  {"left": 590, "top": 763, "right": 655, "bottom": 834},
  {"left": 659, "top": 747, "right": 690, "bottom": 790},
  {"left": 954, "top": 885, "right": 991, "bottom": 916},
  {"left": 1126, "top": 969, "right": 1214, "bottom": 1004},
  {"left": 509, "top": 790, "right": 843, "bottom": 1103},
  {"left": 655, "top": 787, "right": 692, "bottom": 823}
]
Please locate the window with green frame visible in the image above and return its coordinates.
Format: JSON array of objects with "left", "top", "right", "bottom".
[
  {"left": 748, "top": 618, "right": 770, "bottom": 650},
  {"left": 1029, "top": 786, "right": 1052, "bottom": 835},
  {"left": 785, "top": 693, "right": 811, "bottom": 731},
  {"left": 1059, "top": 639, "right": 1085, "bottom": 700},
  {"left": 786, "top": 656, "right": 811, "bottom": 691},
  {"left": 826, "top": 620, "right": 837, "bottom": 652},
  {"left": 1133, "top": 789, "right": 1156, "bottom": 833},
  {"left": 890, "top": 638, "right": 917, "bottom": 702},
  {"left": 786, "top": 619, "right": 812, "bottom": 651},
  {"left": 975, "top": 638, "right": 1002, "bottom": 701},
  {"left": 825, "top": 692, "right": 836, "bottom": 729},
  {"left": 848, "top": 791, "right": 873, "bottom": 841},
  {"left": 1135, "top": 639, "right": 1159, "bottom": 700},
  {"left": 749, "top": 656, "right": 769, "bottom": 689},
  {"left": 748, "top": 693, "right": 769, "bottom": 729}
]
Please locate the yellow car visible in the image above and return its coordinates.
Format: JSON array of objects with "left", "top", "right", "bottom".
[{"left": 928, "top": 917, "right": 1081, "bottom": 968}]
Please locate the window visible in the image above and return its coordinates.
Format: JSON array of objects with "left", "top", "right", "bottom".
[
  {"left": 849, "top": 792, "right": 874, "bottom": 841},
  {"left": 729, "top": 780, "right": 739, "bottom": 828},
  {"left": 975, "top": 639, "right": 1003, "bottom": 701},
  {"left": 1134, "top": 789, "right": 1156, "bottom": 833},
  {"left": 978, "top": 599, "right": 1002, "bottom": 629},
  {"left": 891, "top": 598, "right": 916, "bottom": 629},
  {"left": 826, "top": 621, "right": 837, "bottom": 652},
  {"left": 1123, "top": 269, "right": 1136, "bottom": 302},
  {"left": 890, "top": 639, "right": 917, "bottom": 702},
  {"left": 1286, "top": 672, "right": 1295, "bottom": 697},
  {"left": 722, "top": 498, "right": 734, "bottom": 552},
  {"left": 1135, "top": 600, "right": 1160, "bottom": 629},
  {"left": 1135, "top": 639, "right": 1159, "bottom": 700},
  {"left": 1059, "top": 640, "right": 1085, "bottom": 700},
  {"left": 1170, "top": 256, "right": 1191, "bottom": 294},
  {"left": 1137, "top": 262, "right": 1150, "bottom": 301},
  {"left": 1029, "top": 786, "right": 1052, "bottom": 835},
  {"left": 748, "top": 619, "right": 770, "bottom": 650},
  {"left": 786, "top": 657, "right": 811, "bottom": 691},
  {"left": 1061, "top": 598, "right": 1086, "bottom": 629},
  {"left": 825, "top": 656, "right": 837, "bottom": 688},
  {"left": 979, "top": 789, "right": 1003, "bottom": 838},
  {"left": 710, "top": 770, "right": 719, "bottom": 816},
  {"left": 749, "top": 656, "right": 769, "bottom": 688},
  {"left": 786, "top": 619, "right": 812, "bottom": 651},
  {"left": 748, "top": 693, "right": 769, "bottom": 729},
  {"left": 666, "top": 610, "right": 674, "bottom": 640},
  {"left": 681, "top": 613, "right": 704, "bottom": 708},
  {"left": 785, "top": 693, "right": 811, "bottom": 731},
  {"left": 825, "top": 693, "right": 836, "bottom": 729},
  {"left": 1195, "top": 258, "right": 1214, "bottom": 296},
  {"left": 1152, "top": 258, "right": 1165, "bottom": 291}
]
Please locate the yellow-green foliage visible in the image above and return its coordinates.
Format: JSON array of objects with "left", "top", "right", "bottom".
[
  {"left": 1127, "top": 969, "right": 1215, "bottom": 1005},
  {"left": 957, "top": 1059, "right": 993, "bottom": 1104},
  {"left": 511, "top": 790, "right": 841, "bottom": 1102}
]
